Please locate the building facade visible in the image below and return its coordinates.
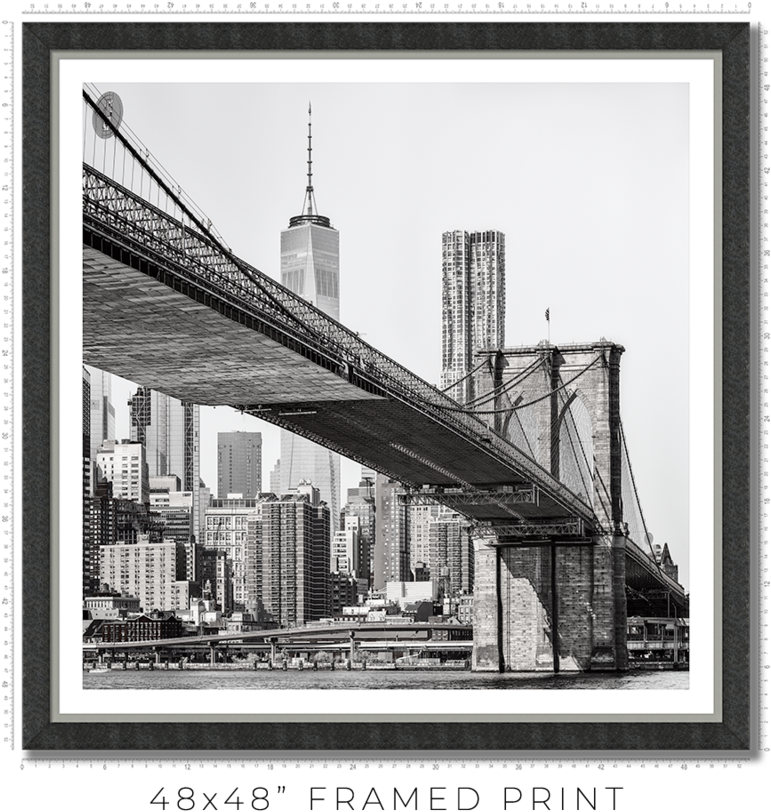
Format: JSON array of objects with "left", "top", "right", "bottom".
[
  {"left": 279, "top": 105, "right": 341, "bottom": 535},
  {"left": 96, "top": 439, "right": 150, "bottom": 504},
  {"left": 373, "top": 474, "right": 409, "bottom": 590},
  {"left": 428, "top": 513, "right": 474, "bottom": 597},
  {"left": 269, "top": 460, "right": 281, "bottom": 497},
  {"left": 97, "top": 613, "right": 185, "bottom": 643},
  {"left": 331, "top": 524, "right": 360, "bottom": 577},
  {"left": 99, "top": 536, "right": 187, "bottom": 614},
  {"left": 440, "top": 230, "right": 506, "bottom": 404},
  {"left": 87, "top": 480, "right": 117, "bottom": 595},
  {"left": 150, "top": 477, "right": 194, "bottom": 543},
  {"left": 341, "top": 472, "right": 376, "bottom": 586},
  {"left": 217, "top": 431, "right": 262, "bottom": 499},
  {"left": 84, "top": 592, "right": 141, "bottom": 620},
  {"left": 408, "top": 502, "right": 442, "bottom": 579},
  {"left": 200, "top": 549, "right": 231, "bottom": 613},
  {"left": 203, "top": 497, "right": 263, "bottom": 615},
  {"left": 85, "top": 365, "right": 115, "bottom": 467}
]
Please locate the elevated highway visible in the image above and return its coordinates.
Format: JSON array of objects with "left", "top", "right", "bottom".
[{"left": 82, "top": 621, "right": 473, "bottom": 652}]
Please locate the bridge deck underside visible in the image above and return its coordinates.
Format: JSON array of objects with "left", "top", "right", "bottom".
[
  {"left": 625, "top": 543, "right": 686, "bottom": 604},
  {"left": 83, "top": 247, "right": 382, "bottom": 406},
  {"left": 250, "top": 399, "right": 574, "bottom": 519},
  {"left": 82, "top": 246, "right": 579, "bottom": 521}
]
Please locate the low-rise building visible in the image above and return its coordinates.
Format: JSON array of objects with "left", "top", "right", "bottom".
[
  {"left": 94, "top": 612, "right": 185, "bottom": 643},
  {"left": 84, "top": 591, "right": 141, "bottom": 620},
  {"left": 385, "top": 580, "right": 438, "bottom": 609}
]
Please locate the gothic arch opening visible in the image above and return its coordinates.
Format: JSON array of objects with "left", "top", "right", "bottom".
[{"left": 554, "top": 390, "right": 594, "bottom": 506}]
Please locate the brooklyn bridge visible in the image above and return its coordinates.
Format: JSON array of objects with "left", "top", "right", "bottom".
[{"left": 81, "top": 88, "right": 686, "bottom": 673}]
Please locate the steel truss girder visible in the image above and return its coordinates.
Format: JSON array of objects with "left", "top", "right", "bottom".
[
  {"left": 398, "top": 488, "right": 538, "bottom": 509},
  {"left": 471, "top": 518, "right": 585, "bottom": 539}
]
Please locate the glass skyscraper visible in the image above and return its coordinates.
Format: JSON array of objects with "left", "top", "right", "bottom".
[
  {"left": 129, "top": 387, "right": 201, "bottom": 539},
  {"left": 279, "top": 104, "right": 341, "bottom": 532},
  {"left": 440, "top": 230, "right": 506, "bottom": 405},
  {"left": 85, "top": 365, "right": 115, "bottom": 466}
]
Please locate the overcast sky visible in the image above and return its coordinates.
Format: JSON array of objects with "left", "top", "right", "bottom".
[{"left": 89, "top": 80, "right": 691, "bottom": 586}]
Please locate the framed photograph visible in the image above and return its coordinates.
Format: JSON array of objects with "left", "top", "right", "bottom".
[{"left": 23, "top": 22, "right": 750, "bottom": 751}]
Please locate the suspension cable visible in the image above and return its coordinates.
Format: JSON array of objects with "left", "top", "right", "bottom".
[
  {"left": 439, "top": 357, "right": 491, "bottom": 394},
  {"left": 549, "top": 365, "right": 613, "bottom": 526},
  {"left": 551, "top": 386, "right": 593, "bottom": 480},
  {"left": 84, "top": 90, "right": 366, "bottom": 362},
  {"left": 620, "top": 421, "right": 658, "bottom": 561}
]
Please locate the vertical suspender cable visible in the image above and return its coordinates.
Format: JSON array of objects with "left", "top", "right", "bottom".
[{"left": 551, "top": 539, "right": 559, "bottom": 674}]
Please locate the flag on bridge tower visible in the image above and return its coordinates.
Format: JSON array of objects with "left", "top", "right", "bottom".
[
  {"left": 545, "top": 308, "right": 551, "bottom": 343},
  {"left": 545, "top": 308, "right": 550, "bottom": 322}
]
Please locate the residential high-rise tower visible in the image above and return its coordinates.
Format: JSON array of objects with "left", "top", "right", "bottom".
[
  {"left": 373, "top": 473, "right": 409, "bottom": 590},
  {"left": 279, "top": 104, "right": 341, "bottom": 532},
  {"left": 261, "top": 484, "right": 331, "bottom": 626},
  {"left": 440, "top": 230, "right": 506, "bottom": 404}
]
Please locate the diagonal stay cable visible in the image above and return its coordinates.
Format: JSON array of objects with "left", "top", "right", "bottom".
[
  {"left": 439, "top": 356, "right": 601, "bottom": 415},
  {"left": 464, "top": 355, "right": 547, "bottom": 408},
  {"left": 503, "top": 385, "right": 538, "bottom": 461}
]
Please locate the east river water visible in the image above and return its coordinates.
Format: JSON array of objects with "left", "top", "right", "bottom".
[{"left": 83, "top": 668, "right": 688, "bottom": 690}]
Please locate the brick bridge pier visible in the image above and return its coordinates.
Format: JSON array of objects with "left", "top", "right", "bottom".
[{"left": 471, "top": 342, "right": 628, "bottom": 672}]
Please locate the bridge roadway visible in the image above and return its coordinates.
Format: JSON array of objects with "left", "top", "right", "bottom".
[{"left": 82, "top": 165, "right": 595, "bottom": 530}]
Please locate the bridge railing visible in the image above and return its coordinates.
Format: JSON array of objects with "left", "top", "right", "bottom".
[{"left": 83, "top": 164, "right": 597, "bottom": 524}]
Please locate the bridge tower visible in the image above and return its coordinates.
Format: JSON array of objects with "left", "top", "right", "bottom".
[{"left": 471, "top": 341, "right": 628, "bottom": 672}]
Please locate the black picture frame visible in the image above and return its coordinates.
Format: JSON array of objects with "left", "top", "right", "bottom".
[{"left": 23, "top": 21, "right": 751, "bottom": 752}]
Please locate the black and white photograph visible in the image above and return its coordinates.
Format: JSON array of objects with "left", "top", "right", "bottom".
[{"left": 67, "top": 55, "right": 715, "bottom": 713}]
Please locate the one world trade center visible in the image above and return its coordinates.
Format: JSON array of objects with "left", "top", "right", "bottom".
[{"left": 278, "top": 104, "right": 341, "bottom": 533}]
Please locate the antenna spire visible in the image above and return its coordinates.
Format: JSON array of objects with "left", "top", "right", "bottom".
[
  {"left": 305, "top": 102, "right": 315, "bottom": 216},
  {"left": 289, "top": 103, "right": 332, "bottom": 228}
]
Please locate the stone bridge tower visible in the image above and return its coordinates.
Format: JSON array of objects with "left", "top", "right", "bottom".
[{"left": 471, "top": 341, "right": 628, "bottom": 672}]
